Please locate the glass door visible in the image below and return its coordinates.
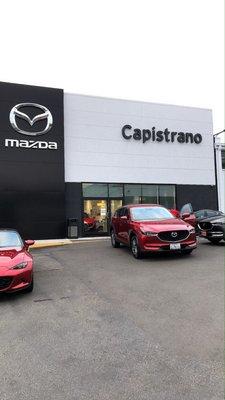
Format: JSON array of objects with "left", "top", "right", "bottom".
[
  {"left": 109, "top": 199, "right": 123, "bottom": 218},
  {"left": 83, "top": 198, "right": 123, "bottom": 236},
  {"left": 110, "top": 199, "right": 123, "bottom": 218},
  {"left": 83, "top": 199, "right": 108, "bottom": 235},
  {"left": 108, "top": 199, "right": 123, "bottom": 235}
]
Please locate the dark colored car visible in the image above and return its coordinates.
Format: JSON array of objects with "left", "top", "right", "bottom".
[
  {"left": 194, "top": 209, "right": 224, "bottom": 222},
  {"left": 198, "top": 215, "right": 225, "bottom": 244},
  {"left": 110, "top": 204, "right": 197, "bottom": 259},
  {"left": 0, "top": 229, "right": 34, "bottom": 293}
]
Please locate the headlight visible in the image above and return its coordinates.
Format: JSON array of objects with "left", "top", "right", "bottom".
[
  {"left": 189, "top": 228, "right": 195, "bottom": 234},
  {"left": 140, "top": 230, "right": 157, "bottom": 236},
  {"left": 11, "top": 262, "right": 28, "bottom": 270}
]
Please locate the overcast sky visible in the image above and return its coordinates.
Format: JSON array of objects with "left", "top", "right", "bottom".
[{"left": 0, "top": 0, "right": 224, "bottom": 136}]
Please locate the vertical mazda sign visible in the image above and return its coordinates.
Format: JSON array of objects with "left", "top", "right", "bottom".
[{"left": 0, "top": 82, "right": 66, "bottom": 239}]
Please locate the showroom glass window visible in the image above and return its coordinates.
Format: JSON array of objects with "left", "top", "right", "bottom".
[
  {"left": 83, "top": 199, "right": 108, "bottom": 234},
  {"left": 108, "top": 184, "right": 123, "bottom": 197},
  {"left": 81, "top": 183, "right": 176, "bottom": 236},
  {"left": 124, "top": 184, "right": 141, "bottom": 204},
  {"left": 158, "top": 185, "right": 175, "bottom": 208},
  {"left": 142, "top": 185, "right": 158, "bottom": 204},
  {"left": 82, "top": 183, "right": 108, "bottom": 197},
  {"left": 82, "top": 184, "right": 108, "bottom": 235}
]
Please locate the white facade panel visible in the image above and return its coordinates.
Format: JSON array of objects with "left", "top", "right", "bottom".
[{"left": 64, "top": 93, "right": 215, "bottom": 185}]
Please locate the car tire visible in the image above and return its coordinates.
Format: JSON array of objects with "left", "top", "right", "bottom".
[
  {"left": 110, "top": 230, "right": 120, "bottom": 248},
  {"left": 208, "top": 238, "right": 222, "bottom": 245},
  {"left": 130, "top": 235, "right": 142, "bottom": 259},
  {"left": 23, "top": 277, "right": 34, "bottom": 293}
]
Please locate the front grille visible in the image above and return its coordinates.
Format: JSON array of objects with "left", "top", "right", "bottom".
[
  {"left": 211, "top": 225, "right": 223, "bottom": 232},
  {"left": 158, "top": 230, "right": 189, "bottom": 242},
  {"left": 0, "top": 277, "right": 13, "bottom": 290}
]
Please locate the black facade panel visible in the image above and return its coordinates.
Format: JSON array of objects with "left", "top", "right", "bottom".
[
  {"left": 0, "top": 161, "right": 64, "bottom": 192},
  {"left": 176, "top": 185, "right": 218, "bottom": 211},
  {"left": 65, "top": 183, "right": 82, "bottom": 236},
  {"left": 0, "top": 82, "right": 66, "bottom": 239}
]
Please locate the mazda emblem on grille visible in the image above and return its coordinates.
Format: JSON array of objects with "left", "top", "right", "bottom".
[{"left": 171, "top": 232, "right": 178, "bottom": 238}]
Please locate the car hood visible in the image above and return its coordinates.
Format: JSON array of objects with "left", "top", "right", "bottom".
[
  {"left": 0, "top": 247, "right": 25, "bottom": 270},
  {"left": 138, "top": 218, "right": 190, "bottom": 233},
  {"left": 200, "top": 216, "right": 225, "bottom": 224}
]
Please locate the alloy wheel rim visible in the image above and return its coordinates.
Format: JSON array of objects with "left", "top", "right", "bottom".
[
  {"left": 132, "top": 238, "right": 138, "bottom": 256},
  {"left": 111, "top": 231, "right": 115, "bottom": 245}
]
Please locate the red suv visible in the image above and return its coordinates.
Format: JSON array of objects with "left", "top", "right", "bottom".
[{"left": 110, "top": 204, "right": 197, "bottom": 259}]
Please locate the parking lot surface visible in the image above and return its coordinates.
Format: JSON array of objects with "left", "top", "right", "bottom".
[{"left": 0, "top": 239, "right": 224, "bottom": 400}]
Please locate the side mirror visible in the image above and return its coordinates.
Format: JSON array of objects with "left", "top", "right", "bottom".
[
  {"left": 24, "top": 239, "right": 35, "bottom": 248},
  {"left": 170, "top": 209, "right": 180, "bottom": 218},
  {"left": 181, "top": 212, "right": 190, "bottom": 220}
]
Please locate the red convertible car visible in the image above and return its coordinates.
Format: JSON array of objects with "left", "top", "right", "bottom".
[
  {"left": 0, "top": 229, "right": 34, "bottom": 293},
  {"left": 83, "top": 212, "right": 96, "bottom": 232}
]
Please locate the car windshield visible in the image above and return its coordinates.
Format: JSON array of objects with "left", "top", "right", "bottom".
[
  {"left": 0, "top": 231, "right": 23, "bottom": 248},
  {"left": 131, "top": 206, "right": 174, "bottom": 221},
  {"left": 195, "top": 210, "right": 225, "bottom": 218}
]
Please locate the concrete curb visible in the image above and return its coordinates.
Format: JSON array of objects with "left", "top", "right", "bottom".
[{"left": 31, "top": 236, "right": 110, "bottom": 249}]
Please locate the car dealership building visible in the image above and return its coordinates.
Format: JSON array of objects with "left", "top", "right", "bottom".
[{"left": 0, "top": 81, "right": 222, "bottom": 239}]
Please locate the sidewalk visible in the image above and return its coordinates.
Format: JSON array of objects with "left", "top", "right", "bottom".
[{"left": 32, "top": 236, "right": 110, "bottom": 249}]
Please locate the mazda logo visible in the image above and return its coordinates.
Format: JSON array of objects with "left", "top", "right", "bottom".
[
  {"left": 9, "top": 103, "right": 53, "bottom": 136},
  {"left": 171, "top": 232, "right": 178, "bottom": 238}
]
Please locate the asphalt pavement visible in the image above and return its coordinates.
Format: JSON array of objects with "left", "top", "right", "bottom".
[{"left": 0, "top": 238, "right": 224, "bottom": 400}]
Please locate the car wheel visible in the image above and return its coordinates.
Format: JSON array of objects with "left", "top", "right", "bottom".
[
  {"left": 23, "top": 277, "right": 34, "bottom": 293},
  {"left": 208, "top": 238, "right": 222, "bottom": 244},
  {"left": 130, "top": 236, "right": 142, "bottom": 259},
  {"left": 110, "top": 230, "right": 120, "bottom": 248},
  {"left": 182, "top": 249, "right": 193, "bottom": 255}
]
